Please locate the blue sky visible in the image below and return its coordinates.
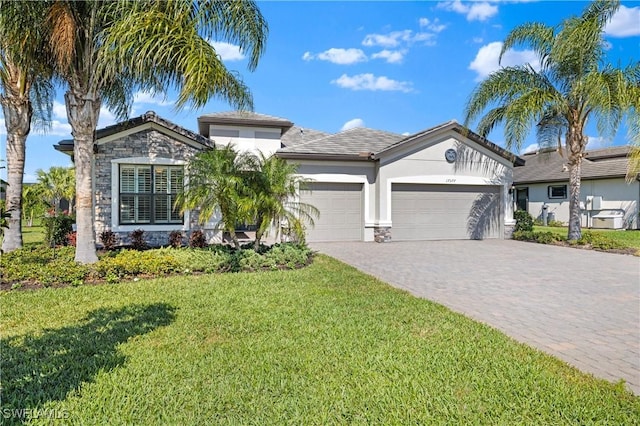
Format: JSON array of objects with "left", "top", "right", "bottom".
[{"left": 1, "top": 0, "right": 639, "bottom": 183}]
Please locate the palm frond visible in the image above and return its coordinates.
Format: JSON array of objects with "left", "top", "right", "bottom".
[{"left": 500, "top": 22, "right": 554, "bottom": 67}]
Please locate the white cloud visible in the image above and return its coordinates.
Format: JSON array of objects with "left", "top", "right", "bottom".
[
  {"left": 209, "top": 41, "right": 245, "bottom": 61},
  {"left": 303, "top": 48, "right": 367, "bottom": 65},
  {"left": 34, "top": 120, "right": 72, "bottom": 137},
  {"left": 472, "top": 37, "right": 484, "bottom": 44},
  {"left": 0, "top": 118, "right": 5, "bottom": 135},
  {"left": 437, "top": 1, "right": 498, "bottom": 22},
  {"left": 586, "top": 136, "right": 610, "bottom": 150},
  {"left": 605, "top": 5, "right": 640, "bottom": 37},
  {"left": 371, "top": 49, "right": 405, "bottom": 64},
  {"left": 53, "top": 101, "right": 67, "bottom": 120},
  {"left": 332, "top": 73, "right": 413, "bottom": 93},
  {"left": 341, "top": 118, "right": 365, "bottom": 131},
  {"left": 419, "top": 17, "right": 447, "bottom": 33},
  {"left": 133, "top": 91, "right": 174, "bottom": 107},
  {"left": 98, "top": 107, "right": 117, "bottom": 128},
  {"left": 402, "top": 132, "right": 410, "bottom": 136},
  {"left": 362, "top": 30, "right": 435, "bottom": 48},
  {"left": 469, "top": 41, "right": 540, "bottom": 81}
]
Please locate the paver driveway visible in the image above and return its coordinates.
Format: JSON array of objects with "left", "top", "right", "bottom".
[{"left": 311, "top": 239, "right": 640, "bottom": 394}]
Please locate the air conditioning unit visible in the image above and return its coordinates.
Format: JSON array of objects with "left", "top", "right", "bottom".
[{"left": 591, "top": 210, "right": 624, "bottom": 229}]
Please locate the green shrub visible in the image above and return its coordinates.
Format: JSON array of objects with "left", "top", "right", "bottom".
[
  {"left": 513, "top": 230, "right": 566, "bottom": 245},
  {"left": 42, "top": 213, "right": 75, "bottom": 247},
  {"left": 548, "top": 219, "right": 564, "bottom": 227},
  {"left": 578, "top": 231, "right": 627, "bottom": 250},
  {"left": 94, "top": 249, "right": 181, "bottom": 278},
  {"left": 514, "top": 210, "right": 534, "bottom": 232},
  {"left": 169, "top": 247, "right": 230, "bottom": 273},
  {"left": 0, "top": 246, "right": 89, "bottom": 285}
]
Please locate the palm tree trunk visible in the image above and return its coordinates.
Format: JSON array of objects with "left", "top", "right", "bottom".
[
  {"left": 566, "top": 129, "right": 584, "bottom": 241},
  {"left": 66, "top": 91, "right": 100, "bottom": 264},
  {"left": 1, "top": 96, "right": 31, "bottom": 252}
]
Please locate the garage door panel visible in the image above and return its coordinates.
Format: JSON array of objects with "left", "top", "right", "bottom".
[
  {"left": 300, "top": 182, "right": 363, "bottom": 242},
  {"left": 392, "top": 184, "right": 501, "bottom": 241}
]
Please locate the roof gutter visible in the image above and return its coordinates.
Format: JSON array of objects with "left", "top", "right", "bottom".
[{"left": 275, "top": 152, "right": 375, "bottom": 161}]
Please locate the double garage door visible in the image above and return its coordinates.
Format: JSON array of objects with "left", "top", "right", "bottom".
[
  {"left": 300, "top": 182, "right": 502, "bottom": 242},
  {"left": 392, "top": 184, "right": 502, "bottom": 240}
]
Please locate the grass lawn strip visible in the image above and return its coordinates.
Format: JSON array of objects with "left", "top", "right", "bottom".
[{"left": 2, "top": 256, "right": 638, "bottom": 424}]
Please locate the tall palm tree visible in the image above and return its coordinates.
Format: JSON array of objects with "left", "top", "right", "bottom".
[
  {"left": 245, "top": 153, "right": 318, "bottom": 249},
  {"left": 0, "top": 0, "right": 54, "bottom": 252},
  {"left": 176, "top": 146, "right": 254, "bottom": 250},
  {"left": 46, "top": 0, "right": 267, "bottom": 263},
  {"left": 464, "top": 0, "right": 638, "bottom": 241}
]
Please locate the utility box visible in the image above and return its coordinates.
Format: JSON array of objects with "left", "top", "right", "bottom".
[{"left": 592, "top": 196, "right": 603, "bottom": 210}]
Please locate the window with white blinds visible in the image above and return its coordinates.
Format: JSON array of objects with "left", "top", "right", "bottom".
[{"left": 119, "top": 165, "right": 184, "bottom": 225}]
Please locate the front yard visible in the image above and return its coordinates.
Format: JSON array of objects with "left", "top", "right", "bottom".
[{"left": 2, "top": 256, "right": 639, "bottom": 424}]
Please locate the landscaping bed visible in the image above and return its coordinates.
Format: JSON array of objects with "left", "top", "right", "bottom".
[
  {"left": 513, "top": 229, "right": 640, "bottom": 256},
  {"left": 0, "top": 243, "right": 313, "bottom": 291}
]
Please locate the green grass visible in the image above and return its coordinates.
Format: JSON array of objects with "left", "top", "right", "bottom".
[
  {"left": 534, "top": 226, "right": 640, "bottom": 249},
  {"left": 21, "top": 225, "right": 45, "bottom": 246},
  {"left": 2, "top": 257, "right": 638, "bottom": 424}
]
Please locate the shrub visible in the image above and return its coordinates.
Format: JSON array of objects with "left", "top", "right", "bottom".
[
  {"left": 514, "top": 210, "right": 534, "bottom": 232},
  {"left": 189, "top": 230, "right": 206, "bottom": 248},
  {"left": 94, "top": 249, "right": 181, "bottom": 278},
  {"left": 42, "top": 213, "right": 75, "bottom": 247},
  {"left": 512, "top": 230, "right": 566, "bottom": 245},
  {"left": 169, "top": 230, "right": 184, "bottom": 248},
  {"left": 548, "top": 219, "right": 564, "bottom": 227},
  {"left": 66, "top": 231, "right": 77, "bottom": 247},
  {"left": 0, "top": 246, "right": 89, "bottom": 285},
  {"left": 578, "top": 231, "right": 627, "bottom": 250},
  {"left": 129, "top": 229, "right": 148, "bottom": 250},
  {"left": 100, "top": 230, "right": 118, "bottom": 250}
]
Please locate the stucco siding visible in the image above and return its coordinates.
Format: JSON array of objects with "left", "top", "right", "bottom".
[
  {"left": 523, "top": 178, "right": 639, "bottom": 229},
  {"left": 208, "top": 124, "right": 281, "bottom": 157}
]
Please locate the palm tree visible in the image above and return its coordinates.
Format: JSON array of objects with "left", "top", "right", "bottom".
[
  {"left": 0, "top": 0, "right": 54, "bottom": 252},
  {"left": 245, "top": 153, "right": 318, "bottom": 249},
  {"left": 36, "top": 166, "right": 75, "bottom": 214},
  {"left": 45, "top": 0, "right": 267, "bottom": 263},
  {"left": 21, "top": 184, "right": 47, "bottom": 227},
  {"left": 176, "top": 146, "right": 254, "bottom": 250},
  {"left": 464, "top": 0, "right": 638, "bottom": 241}
]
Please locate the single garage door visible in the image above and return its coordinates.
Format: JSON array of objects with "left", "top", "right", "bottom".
[
  {"left": 300, "top": 182, "right": 363, "bottom": 242},
  {"left": 392, "top": 184, "right": 502, "bottom": 240}
]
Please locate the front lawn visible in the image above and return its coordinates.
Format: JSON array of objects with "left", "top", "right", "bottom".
[
  {"left": 534, "top": 226, "right": 640, "bottom": 250},
  {"left": 2, "top": 257, "right": 638, "bottom": 424}
]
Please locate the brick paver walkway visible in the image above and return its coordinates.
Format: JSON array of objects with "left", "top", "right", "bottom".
[{"left": 311, "top": 240, "right": 640, "bottom": 394}]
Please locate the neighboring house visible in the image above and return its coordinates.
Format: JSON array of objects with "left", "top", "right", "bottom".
[
  {"left": 55, "top": 110, "right": 524, "bottom": 245},
  {"left": 513, "top": 147, "right": 639, "bottom": 229}
]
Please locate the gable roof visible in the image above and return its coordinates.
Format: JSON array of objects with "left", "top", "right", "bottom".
[
  {"left": 198, "top": 111, "right": 293, "bottom": 137},
  {"left": 513, "top": 146, "right": 632, "bottom": 184},
  {"left": 374, "top": 120, "right": 524, "bottom": 166},
  {"left": 277, "top": 127, "right": 403, "bottom": 161},
  {"left": 54, "top": 111, "right": 212, "bottom": 154},
  {"left": 277, "top": 120, "right": 524, "bottom": 166}
]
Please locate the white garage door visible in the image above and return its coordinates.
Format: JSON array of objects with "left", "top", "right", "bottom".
[
  {"left": 392, "top": 184, "right": 502, "bottom": 240},
  {"left": 299, "top": 182, "right": 363, "bottom": 242}
]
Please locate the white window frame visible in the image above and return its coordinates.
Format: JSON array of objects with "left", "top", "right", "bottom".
[{"left": 111, "top": 157, "right": 190, "bottom": 232}]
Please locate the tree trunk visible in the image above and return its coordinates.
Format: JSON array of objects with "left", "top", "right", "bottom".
[
  {"left": 566, "top": 128, "right": 585, "bottom": 241},
  {"left": 66, "top": 91, "right": 100, "bottom": 264},
  {"left": 1, "top": 96, "right": 32, "bottom": 252}
]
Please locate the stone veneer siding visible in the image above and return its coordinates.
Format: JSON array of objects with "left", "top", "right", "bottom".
[
  {"left": 94, "top": 129, "right": 204, "bottom": 247},
  {"left": 374, "top": 226, "right": 392, "bottom": 243}
]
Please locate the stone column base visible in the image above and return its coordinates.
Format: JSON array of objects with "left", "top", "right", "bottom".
[
  {"left": 504, "top": 223, "right": 515, "bottom": 239},
  {"left": 374, "top": 226, "right": 392, "bottom": 243}
]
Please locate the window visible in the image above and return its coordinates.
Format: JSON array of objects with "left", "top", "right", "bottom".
[
  {"left": 119, "top": 165, "right": 184, "bottom": 225},
  {"left": 548, "top": 185, "right": 567, "bottom": 199}
]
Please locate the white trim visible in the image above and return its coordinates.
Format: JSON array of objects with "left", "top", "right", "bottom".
[
  {"left": 110, "top": 158, "right": 190, "bottom": 232},
  {"left": 97, "top": 122, "right": 207, "bottom": 149}
]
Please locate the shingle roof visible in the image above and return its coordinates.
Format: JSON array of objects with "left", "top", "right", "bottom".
[
  {"left": 277, "top": 127, "right": 403, "bottom": 159},
  {"left": 198, "top": 111, "right": 293, "bottom": 136},
  {"left": 54, "top": 111, "right": 211, "bottom": 154},
  {"left": 281, "top": 126, "right": 330, "bottom": 147},
  {"left": 514, "top": 146, "right": 632, "bottom": 184}
]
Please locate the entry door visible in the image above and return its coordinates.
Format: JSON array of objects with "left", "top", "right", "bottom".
[{"left": 516, "top": 188, "right": 528, "bottom": 212}]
